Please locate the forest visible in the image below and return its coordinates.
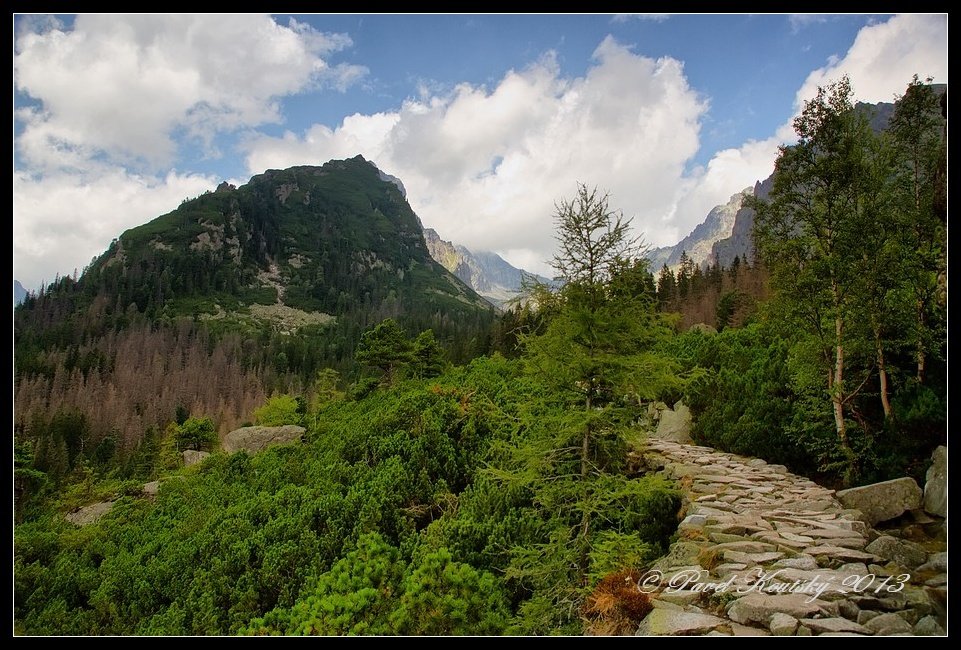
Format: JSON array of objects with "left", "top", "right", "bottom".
[{"left": 13, "top": 76, "right": 946, "bottom": 635}]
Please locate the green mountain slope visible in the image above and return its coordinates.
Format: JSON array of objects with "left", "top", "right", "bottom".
[
  {"left": 86, "top": 155, "right": 492, "bottom": 334},
  {"left": 14, "top": 156, "right": 496, "bottom": 455}
]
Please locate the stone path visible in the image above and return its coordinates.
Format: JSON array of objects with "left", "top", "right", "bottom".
[{"left": 633, "top": 439, "right": 947, "bottom": 636}]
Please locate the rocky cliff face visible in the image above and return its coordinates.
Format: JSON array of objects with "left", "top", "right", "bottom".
[
  {"left": 14, "top": 280, "right": 27, "bottom": 306},
  {"left": 423, "top": 227, "right": 547, "bottom": 307},
  {"left": 646, "top": 189, "right": 752, "bottom": 271},
  {"left": 711, "top": 175, "right": 774, "bottom": 268}
]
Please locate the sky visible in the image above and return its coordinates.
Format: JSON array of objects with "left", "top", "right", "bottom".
[{"left": 13, "top": 13, "right": 948, "bottom": 289}]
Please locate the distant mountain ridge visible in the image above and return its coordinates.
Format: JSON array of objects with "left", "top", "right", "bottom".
[
  {"left": 646, "top": 188, "right": 752, "bottom": 271},
  {"left": 423, "top": 228, "right": 549, "bottom": 307},
  {"left": 710, "top": 91, "right": 945, "bottom": 268},
  {"left": 651, "top": 92, "right": 940, "bottom": 272},
  {"left": 21, "top": 155, "right": 496, "bottom": 370},
  {"left": 14, "top": 280, "right": 27, "bottom": 306}
]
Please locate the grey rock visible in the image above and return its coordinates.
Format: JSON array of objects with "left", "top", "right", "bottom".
[
  {"left": 722, "top": 550, "right": 784, "bottom": 565},
  {"left": 635, "top": 609, "right": 726, "bottom": 636},
  {"left": 714, "top": 562, "right": 749, "bottom": 577},
  {"left": 773, "top": 556, "right": 819, "bottom": 571},
  {"left": 183, "top": 449, "right": 211, "bottom": 466},
  {"left": 653, "top": 402, "right": 692, "bottom": 444},
  {"left": 805, "top": 545, "right": 878, "bottom": 563},
  {"left": 709, "top": 532, "right": 750, "bottom": 543},
  {"left": 727, "top": 593, "right": 837, "bottom": 625},
  {"left": 857, "top": 610, "right": 880, "bottom": 625},
  {"left": 796, "top": 625, "right": 812, "bottom": 636},
  {"left": 143, "top": 480, "right": 161, "bottom": 496},
  {"left": 923, "top": 446, "right": 946, "bottom": 517},
  {"left": 864, "top": 612, "right": 913, "bottom": 635},
  {"left": 913, "top": 615, "right": 946, "bottom": 636},
  {"left": 895, "top": 608, "right": 922, "bottom": 626},
  {"left": 679, "top": 514, "right": 708, "bottom": 529},
  {"left": 837, "top": 600, "right": 860, "bottom": 620},
  {"left": 65, "top": 500, "right": 114, "bottom": 526},
  {"left": 651, "top": 599, "right": 684, "bottom": 611},
  {"left": 798, "top": 617, "right": 871, "bottom": 634},
  {"left": 769, "top": 612, "right": 799, "bottom": 636},
  {"left": 221, "top": 424, "right": 305, "bottom": 454},
  {"left": 712, "top": 540, "right": 776, "bottom": 553},
  {"left": 916, "top": 551, "right": 947, "bottom": 573},
  {"left": 864, "top": 535, "right": 927, "bottom": 569},
  {"left": 658, "top": 542, "right": 703, "bottom": 569},
  {"left": 835, "top": 477, "right": 922, "bottom": 525},
  {"left": 657, "top": 590, "right": 702, "bottom": 606},
  {"left": 730, "top": 622, "right": 770, "bottom": 636}
]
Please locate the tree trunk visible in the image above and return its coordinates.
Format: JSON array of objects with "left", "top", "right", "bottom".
[
  {"left": 916, "top": 298, "right": 927, "bottom": 384},
  {"left": 872, "top": 322, "right": 892, "bottom": 419},
  {"left": 830, "top": 284, "right": 852, "bottom": 459}
]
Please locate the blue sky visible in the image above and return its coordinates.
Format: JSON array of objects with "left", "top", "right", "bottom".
[{"left": 13, "top": 13, "right": 948, "bottom": 288}]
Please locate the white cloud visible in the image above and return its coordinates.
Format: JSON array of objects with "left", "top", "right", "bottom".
[
  {"left": 13, "top": 14, "right": 948, "bottom": 289},
  {"left": 796, "top": 13, "right": 947, "bottom": 106},
  {"left": 788, "top": 14, "right": 832, "bottom": 33},
  {"left": 612, "top": 14, "right": 670, "bottom": 23},
  {"left": 14, "top": 169, "right": 218, "bottom": 290},
  {"left": 14, "top": 14, "right": 366, "bottom": 168},
  {"left": 14, "top": 14, "right": 367, "bottom": 290},
  {"left": 667, "top": 14, "right": 948, "bottom": 259},
  {"left": 245, "top": 36, "right": 708, "bottom": 275}
]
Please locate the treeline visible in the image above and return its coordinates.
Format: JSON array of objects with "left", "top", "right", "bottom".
[
  {"left": 655, "top": 253, "right": 770, "bottom": 330},
  {"left": 14, "top": 322, "right": 273, "bottom": 482},
  {"left": 669, "top": 77, "right": 946, "bottom": 485}
]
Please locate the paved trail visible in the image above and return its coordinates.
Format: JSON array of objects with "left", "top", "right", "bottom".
[{"left": 632, "top": 439, "right": 947, "bottom": 636}]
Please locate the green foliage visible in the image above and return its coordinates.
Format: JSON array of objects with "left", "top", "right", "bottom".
[
  {"left": 392, "top": 547, "right": 508, "bottom": 635},
  {"left": 173, "top": 417, "right": 217, "bottom": 452},
  {"left": 751, "top": 75, "right": 946, "bottom": 483},
  {"left": 253, "top": 395, "right": 303, "bottom": 427},
  {"left": 671, "top": 324, "right": 813, "bottom": 473},
  {"left": 246, "top": 533, "right": 404, "bottom": 635},
  {"left": 488, "top": 185, "right": 681, "bottom": 630},
  {"left": 247, "top": 535, "right": 508, "bottom": 636},
  {"left": 410, "top": 329, "right": 446, "bottom": 379},
  {"left": 355, "top": 318, "right": 414, "bottom": 385}
]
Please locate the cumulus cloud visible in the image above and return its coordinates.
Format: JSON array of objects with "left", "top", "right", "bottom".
[
  {"left": 14, "top": 14, "right": 947, "bottom": 288},
  {"left": 14, "top": 14, "right": 367, "bottom": 289},
  {"left": 796, "top": 13, "right": 947, "bottom": 106},
  {"left": 611, "top": 14, "right": 670, "bottom": 23},
  {"left": 668, "top": 14, "right": 947, "bottom": 261},
  {"left": 14, "top": 14, "right": 366, "bottom": 168},
  {"left": 245, "top": 37, "right": 709, "bottom": 275},
  {"left": 14, "top": 169, "right": 218, "bottom": 290}
]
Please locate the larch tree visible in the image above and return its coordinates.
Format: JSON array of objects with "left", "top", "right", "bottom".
[{"left": 494, "top": 184, "right": 678, "bottom": 630}]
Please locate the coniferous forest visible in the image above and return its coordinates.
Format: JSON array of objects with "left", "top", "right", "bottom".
[{"left": 14, "top": 77, "right": 946, "bottom": 635}]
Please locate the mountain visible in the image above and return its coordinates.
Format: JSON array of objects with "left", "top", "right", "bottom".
[
  {"left": 14, "top": 155, "right": 498, "bottom": 455},
  {"left": 85, "top": 155, "right": 492, "bottom": 332},
  {"left": 711, "top": 89, "right": 946, "bottom": 268},
  {"left": 423, "top": 228, "right": 549, "bottom": 307},
  {"left": 646, "top": 188, "right": 752, "bottom": 271},
  {"left": 14, "top": 280, "right": 27, "bottom": 306},
  {"left": 711, "top": 176, "right": 773, "bottom": 268}
]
